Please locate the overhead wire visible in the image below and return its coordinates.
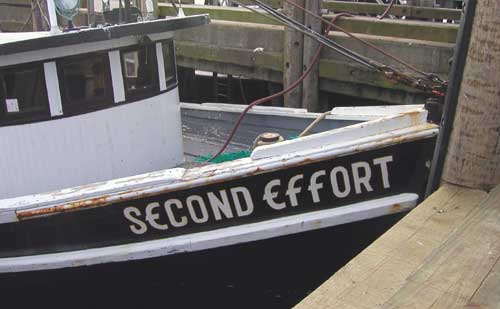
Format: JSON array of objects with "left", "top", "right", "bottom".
[
  {"left": 281, "top": 0, "right": 444, "bottom": 85},
  {"left": 19, "top": 4, "right": 37, "bottom": 32},
  {"left": 258, "top": 0, "right": 446, "bottom": 93},
  {"left": 249, "top": 0, "right": 381, "bottom": 70},
  {"left": 36, "top": 0, "right": 51, "bottom": 29}
]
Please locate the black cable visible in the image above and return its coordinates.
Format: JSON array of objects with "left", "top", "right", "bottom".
[
  {"left": 255, "top": 0, "right": 381, "bottom": 70},
  {"left": 241, "top": 0, "right": 440, "bottom": 93}
]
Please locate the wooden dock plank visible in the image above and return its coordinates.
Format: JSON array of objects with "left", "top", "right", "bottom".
[
  {"left": 467, "top": 258, "right": 500, "bottom": 308},
  {"left": 326, "top": 15, "right": 458, "bottom": 44},
  {"left": 295, "top": 184, "right": 491, "bottom": 308},
  {"left": 386, "top": 185, "right": 500, "bottom": 308}
]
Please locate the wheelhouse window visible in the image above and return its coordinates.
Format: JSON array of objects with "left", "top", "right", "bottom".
[
  {"left": 121, "top": 44, "right": 159, "bottom": 100},
  {"left": 162, "top": 41, "right": 176, "bottom": 87},
  {"left": 58, "top": 52, "right": 113, "bottom": 113},
  {"left": 0, "top": 64, "right": 50, "bottom": 125}
]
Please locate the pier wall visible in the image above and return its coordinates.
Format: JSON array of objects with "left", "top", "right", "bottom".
[
  {"left": 167, "top": 4, "right": 457, "bottom": 107},
  {"left": 0, "top": 0, "right": 32, "bottom": 32}
]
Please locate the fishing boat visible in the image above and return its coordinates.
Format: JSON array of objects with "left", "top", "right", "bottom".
[{"left": 0, "top": 1, "right": 439, "bottom": 275}]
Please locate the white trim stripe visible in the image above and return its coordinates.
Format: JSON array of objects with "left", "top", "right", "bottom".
[
  {"left": 44, "top": 61, "right": 63, "bottom": 116},
  {"left": 0, "top": 126, "right": 437, "bottom": 221},
  {"left": 156, "top": 42, "right": 167, "bottom": 92},
  {"left": 108, "top": 50, "right": 126, "bottom": 103},
  {"left": 0, "top": 193, "right": 417, "bottom": 273}
]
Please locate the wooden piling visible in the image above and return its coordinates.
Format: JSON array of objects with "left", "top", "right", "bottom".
[
  {"left": 87, "top": 0, "right": 96, "bottom": 27},
  {"left": 141, "top": 0, "right": 159, "bottom": 19},
  {"left": 441, "top": 0, "right": 500, "bottom": 191},
  {"left": 301, "top": 0, "right": 323, "bottom": 112},
  {"left": 282, "top": 0, "right": 304, "bottom": 108}
]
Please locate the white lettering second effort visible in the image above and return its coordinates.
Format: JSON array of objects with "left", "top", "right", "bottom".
[{"left": 123, "top": 155, "right": 393, "bottom": 235}]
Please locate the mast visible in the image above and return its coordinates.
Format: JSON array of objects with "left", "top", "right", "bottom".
[{"left": 45, "top": 0, "right": 60, "bottom": 34}]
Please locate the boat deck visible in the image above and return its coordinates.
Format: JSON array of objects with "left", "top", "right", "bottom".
[
  {"left": 180, "top": 102, "right": 424, "bottom": 164},
  {"left": 296, "top": 183, "right": 500, "bottom": 308},
  {"left": 180, "top": 103, "right": 362, "bottom": 163}
]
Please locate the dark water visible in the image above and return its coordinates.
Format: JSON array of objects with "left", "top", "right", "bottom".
[
  {"left": 177, "top": 67, "right": 388, "bottom": 109},
  {"left": 0, "top": 213, "right": 403, "bottom": 309}
]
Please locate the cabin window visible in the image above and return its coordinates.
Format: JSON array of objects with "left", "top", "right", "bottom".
[
  {"left": 162, "top": 41, "right": 176, "bottom": 87},
  {"left": 0, "top": 64, "right": 50, "bottom": 125},
  {"left": 58, "top": 52, "right": 113, "bottom": 113},
  {"left": 121, "top": 44, "right": 159, "bottom": 100}
]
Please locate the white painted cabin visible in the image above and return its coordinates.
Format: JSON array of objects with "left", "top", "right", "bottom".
[{"left": 0, "top": 16, "right": 209, "bottom": 199}]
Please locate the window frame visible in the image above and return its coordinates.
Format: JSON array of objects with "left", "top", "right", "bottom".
[
  {"left": 0, "top": 40, "right": 179, "bottom": 127},
  {"left": 0, "top": 62, "right": 51, "bottom": 126},
  {"left": 161, "top": 40, "right": 177, "bottom": 88},
  {"left": 120, "top": 43, "right": 161, "bottom": 102},
  {"left": 56, "top": 51, "right": 115, "bottom": 116}
]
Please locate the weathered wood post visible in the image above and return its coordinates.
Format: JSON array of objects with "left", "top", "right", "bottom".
[
  {"left": 32, "top": 0, "right": 49, "bottom": 31},
  {"left": 283, "top": 0, "right": 304, "bottom": 108},
  {"left": 140, "top": 0, "right": 159, "bottom": 19},
  {"left": 87, "top": 0, "right": 96, "bottom": 27},
  {"left": 301, "top": 0, "right": 323, "bottom": 112},
  {"left": 441, "top": 0, "right": 500, "bottom": 191}
]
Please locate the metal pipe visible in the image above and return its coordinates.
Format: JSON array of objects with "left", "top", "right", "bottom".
[
  {"left": 425, "top": 0, "right": 477, "bottom": 197},
  {"left": 124, "top": 0, "right": 132, "bottom": 23},
  {"left": 88, "top": 0, "right": 96, "bottom": 27},
  {"left": 46, "top": 0, "right": 61, "bottom": 34}
]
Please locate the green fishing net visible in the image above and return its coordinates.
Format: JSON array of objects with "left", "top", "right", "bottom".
[{"left": 195, "top": 150, "right": 251, "bottom": 163}]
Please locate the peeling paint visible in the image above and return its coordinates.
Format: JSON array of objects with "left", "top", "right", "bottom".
[{"left": 9, "top": 111, "right": 437, "bottom": 222}]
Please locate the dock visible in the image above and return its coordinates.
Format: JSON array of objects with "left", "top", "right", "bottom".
[
  {"left": 166, "top": 2, "right": 458, "bottom": 107},
  {"left": 296, "top": 183, "right": 500, "bottom": 308},
  {"left": 296, "top": 0, "right": 500, "bottom": 305}
]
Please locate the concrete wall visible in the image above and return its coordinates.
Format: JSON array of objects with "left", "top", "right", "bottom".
[
  {"left": 174, "top": 20, "right": 454, "bottom": 105},
  {"left": 0, "top": 0, "right": 32, "bottom": 32}
]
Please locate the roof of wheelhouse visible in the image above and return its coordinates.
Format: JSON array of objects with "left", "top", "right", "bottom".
[{"left": 0, "top": 14, "right": 209, "bottom": 57}]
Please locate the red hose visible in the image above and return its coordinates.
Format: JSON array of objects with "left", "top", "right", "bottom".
[
  {"left": 378, "top": 0, "right": 396, "bottom": 20},
  {"left": 209, "top": 13, "right": 351, "bottom": 161}
]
